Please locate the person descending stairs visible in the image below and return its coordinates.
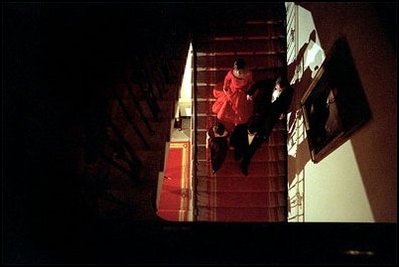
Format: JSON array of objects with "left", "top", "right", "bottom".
[{"left": 194, "top": 3, "right": 288, "bottom": 222}]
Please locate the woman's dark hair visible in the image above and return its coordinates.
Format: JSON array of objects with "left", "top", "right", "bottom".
[
  {"left": 234, "top": 58, "right": 246, "bottom": 69},
  {"left": 215, "top": 122, "right": 225, "bottom": 135},
  {"left": 275, "top": 76, "right": 289, "bottom": 89}
]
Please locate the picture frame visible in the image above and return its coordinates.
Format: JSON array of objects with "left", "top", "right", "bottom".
[{"left": 301, "top": 37, "right": 372, "bottom": 163}]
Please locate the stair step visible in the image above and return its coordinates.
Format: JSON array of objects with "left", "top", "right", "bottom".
[
  {"left": 196, "top": 126, "right": 286, "bottom": 145},
  {"left": 196, "top": 145, "right": 286, "bottom": 163},
  {"left": 196, "top": 131, "right": 207, "bottom": 145},
  {"left": 196, "top": 206, "right": 286, "bottom": 222},
  {"left": 213, "top": 35, "right": 285, "bottom": 41},
  {"left": 197, "top": 191, "right": 286, "bottom": 208},
  {"left": 197, "top": 22, "right": 285, "bottom": 39},
  {"left": 196, "top": 160, "right": 286, "bottom": 177},
  {"left": 196, "top": 53, "right": 285, "bottom": 69},
  {"left": 196, "top": 114, "right": 286, "bottom": 133},
  {"left": 197, "top": 125, "right": 285, "bottom": 138},
  {"left": 194, "top": 3, "right": 284, "bottom": 21},
  {"left": 195, "top": 115, "right": 216, "bottom": 130},
  {"left": 196, "top": 175, "right": 286, "bottom": 193},
  {"left": 196, "top": 66, "right": 284, "bottom": 73},
  {"left": 196, "top": 85, "right": 215, "bottom": 99},
  {"left": 196, "top": 100, "right": 214, "bottom": 115},
  {"left": 196, "top": 67, "right": 282, "bottom": 84},
  {"left": 196, "top": 39, "right": 285, "bottom": 54},
  {"left": 197, "top": 145, "right": 286, "bottom": 163},
  {"left": 196, "top": 51, "right": 286, "bottom": 57}
]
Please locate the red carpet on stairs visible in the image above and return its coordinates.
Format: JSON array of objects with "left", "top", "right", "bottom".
[
  {"left": 157, "top": 142, "right": 191, "bottom": 221},
  {"left": 197, "top": 122, "right": 288, "bottom": 222},
  {"left": 194, "top": 4, "right": 288, "bottom": 222}
]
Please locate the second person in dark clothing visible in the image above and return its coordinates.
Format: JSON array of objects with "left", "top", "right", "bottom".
[
  {"left": 230, "top": 116, "right": 264, "bottom": 176},
  {"left": 246, "top": 76, "right": 294, "bottom": 142}
]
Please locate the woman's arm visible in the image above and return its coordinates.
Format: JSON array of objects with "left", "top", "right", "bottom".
[{"left": 223, "top": 70, "right": 232, "bottom": 94}]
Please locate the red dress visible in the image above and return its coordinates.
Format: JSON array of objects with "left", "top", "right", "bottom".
[{"left": 212, "top": 69, "right": 254, "bottom": 126}]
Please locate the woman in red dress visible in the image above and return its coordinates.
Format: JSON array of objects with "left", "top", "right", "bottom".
[{"left": 212, "top": 58, "right": 254, "bottom": 128}]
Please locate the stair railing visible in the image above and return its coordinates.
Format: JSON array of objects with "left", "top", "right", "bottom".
[{"left": 191, "top": 35, "right": 199, "bottom": 221}]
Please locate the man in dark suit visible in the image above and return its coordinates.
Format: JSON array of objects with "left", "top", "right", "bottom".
[
  {"left": 230, "top": 116, "right": 264, "bottom": 176},
  {"left": 246, "top": 76, "right": 294, "bottom": 142}
]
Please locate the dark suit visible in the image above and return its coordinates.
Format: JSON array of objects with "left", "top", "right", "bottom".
[
  {"left": 247, "top": 79, "right": 294, "bottom": 141},
  {"left": 207, "top": 128, "right": 228, "bottom": 173},
  {"left": 230, "top": 123, "right": 264, "bottom": 175}
]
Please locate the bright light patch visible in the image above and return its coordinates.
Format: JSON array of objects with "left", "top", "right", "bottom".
[{"left": 178, "top": 42, "right": 193, "bottom": 116}]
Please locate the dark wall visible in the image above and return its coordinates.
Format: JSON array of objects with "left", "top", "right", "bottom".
[
  {"left": 294, "top": 2, "right": 397, "bottom": 222},
  {"left": 4, "top": 3, "right": 192, "bottom": 262}
]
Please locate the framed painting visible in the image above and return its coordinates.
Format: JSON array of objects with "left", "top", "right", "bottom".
[{"left": 301, "top": 37, "right": 372, "bottom": 163}]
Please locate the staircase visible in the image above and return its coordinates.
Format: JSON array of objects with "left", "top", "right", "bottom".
[
  {"left": 193, "top": 4, "right": 288, "bottom": 222},
  {"left": 88, "top": 39, "right": 191, "bottom": 221}
]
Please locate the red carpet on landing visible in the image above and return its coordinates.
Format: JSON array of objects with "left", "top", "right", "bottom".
[{"left": 157, "top": 142, "right": 191, "bottom": 221}]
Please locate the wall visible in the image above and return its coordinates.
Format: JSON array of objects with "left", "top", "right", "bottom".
[
  {"left": 287, "top": 2, "right": 397, "bottom": 222},
  {"left": 178, "top": 42, "right": 193, "bottom": 117}
]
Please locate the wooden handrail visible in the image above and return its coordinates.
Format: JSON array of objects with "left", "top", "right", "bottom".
[{"left": 192, "top": 35, "right": 199, "bottom": 221}]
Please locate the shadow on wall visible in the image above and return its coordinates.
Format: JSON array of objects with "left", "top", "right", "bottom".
[
  {"left": 310, "top": 2, "right": 396, "bottom": 222},
  {"left": 286, "top": 3, "right": 326, "bottom": 220},
  {"left": 287, "top": 111, "right": 311, "bottom": 188},
  {"left": 301, "top": 37, "right": 372, "bottom": 163},
  {"left": 288, "top": 2, "right": 397, "bottom": 222}
]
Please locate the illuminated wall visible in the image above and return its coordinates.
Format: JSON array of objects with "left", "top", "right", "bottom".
[
  {"left": 177, "top": 42, "right": 193, "bottom": 117},
  {"left": 286, "top": 2, "right": 397, "bottom": 222}
]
